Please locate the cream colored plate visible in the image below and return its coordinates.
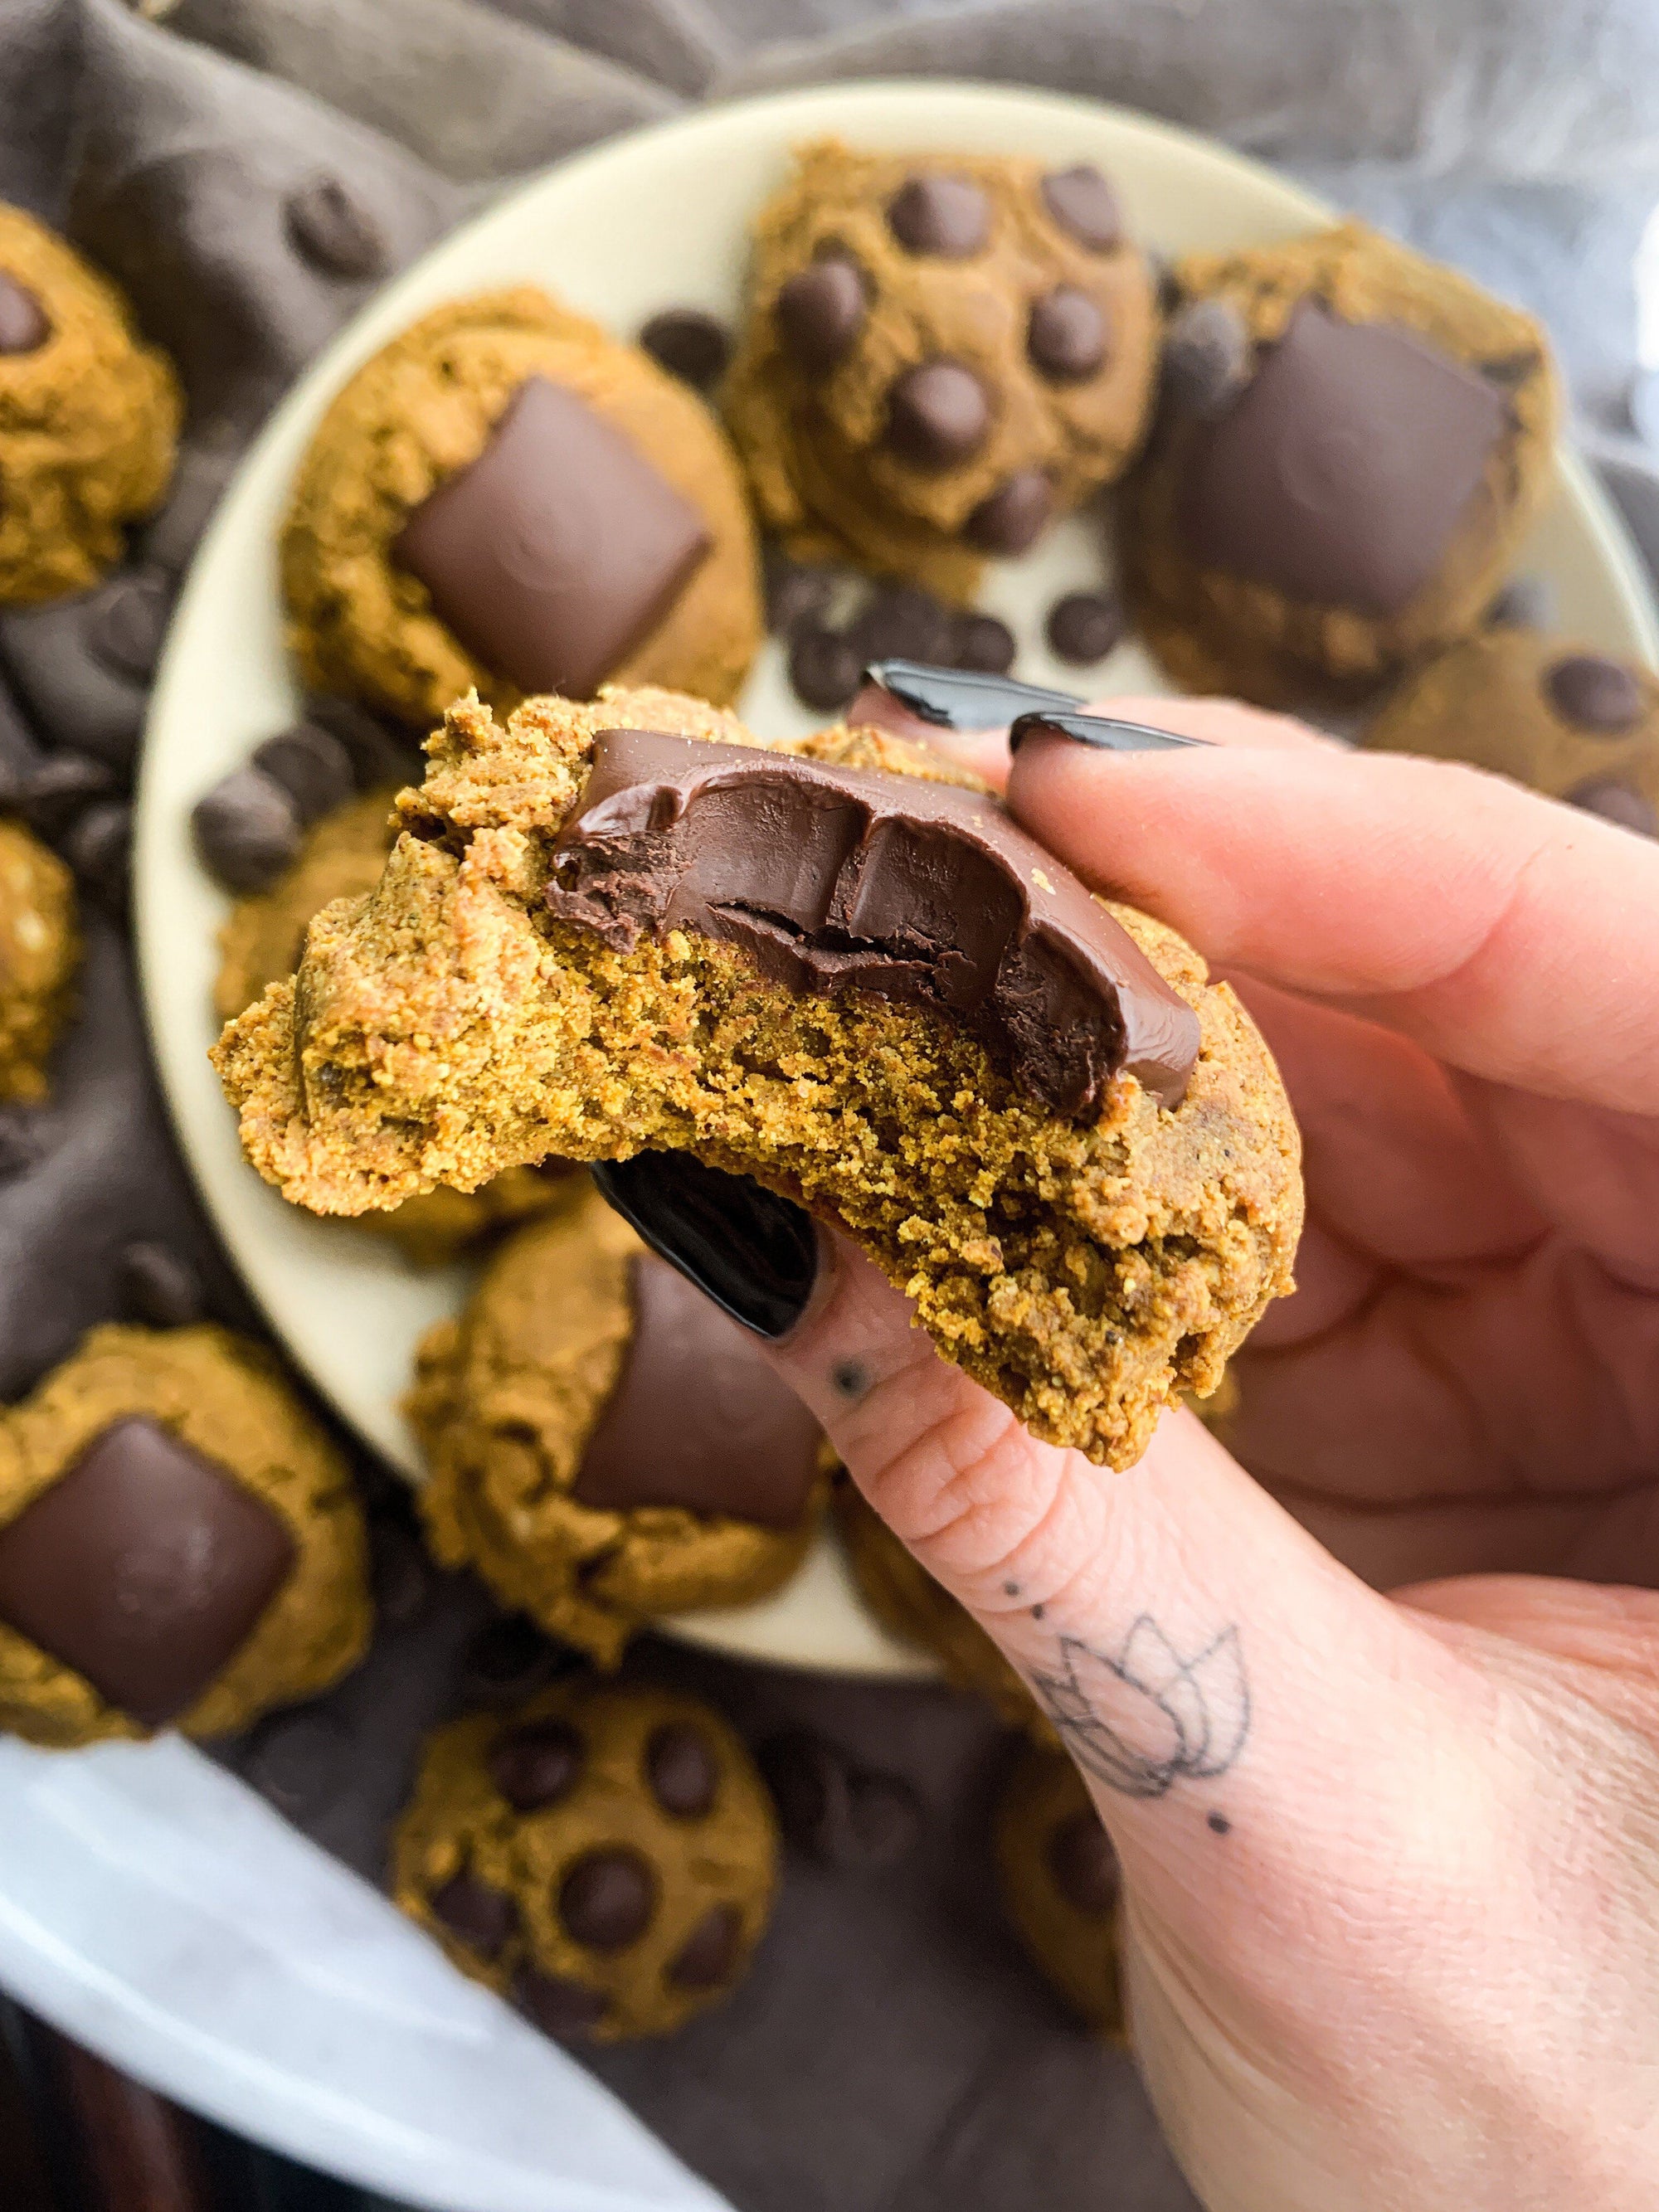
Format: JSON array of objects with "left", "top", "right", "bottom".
[{"left": 135, "top": 82, "right": 1659, "bottom": 1679}]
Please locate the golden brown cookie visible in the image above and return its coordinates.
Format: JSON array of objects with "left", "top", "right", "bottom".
[
  {"left": 410, "top": 1184, "right": 825, "bottom": 1667},
  {"left": 725, "top": 140, "right": 1158, "bottom": 602},
  {"left": 0, "top": 203, "right": 181, "bottom": 604},
  {"left": 394, "top": 1679, "right": 779, "bottom": 2041},
  {"left": 994, "top": 1736, "right": 1124, "bottom": 2037},
  {"left": 0, "top": 816, "right": 79, "bottom": 1101},
  {"left": 213, "top": 683, "right": 1302, "bottom": 1471},
  {"left": 1123, "top": 221, "right": 1558, "bottom": 705},
  {"left": 282, "top": 289, "right": 761, "bottom": 729},
  {"left": 0, "top": 1325, "right": 371, "bottom": 1748},
  {"left": 1365, "top": 630, "right": 1659, "bottom": 838}
]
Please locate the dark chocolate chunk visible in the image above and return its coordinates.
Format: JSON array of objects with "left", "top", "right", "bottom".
[
  {"left": 558, "top": 1848, "right": 655, "bottom": 1951},
  {"left": 284, "top": 177, "right": 388, "bottom": 281},
  {"left": 884, "top": 360, "right": 991, "bottom": 471},
  {"left": 304, "top": 695, "right": 424, "bottom": 791},
  {"left": 1566, "top": 778, "right": 1657, "bottom": 836},
  {"left": 242, "top": 1711, "right": 352, "bottom": 1818},
  {"left": 253, "top": 722, "right": 356, "bottom": 824},
  {"left": 367, "top": 1519, "right": 432, "bottom": 1630},
  {"left": 431, "top": 1867, "right": 519, "bottom": 1959},
  {"left": 638, "top": 308, "right": 732, "bottom": 395},
  {"left": 63, "top": 800, "right": 132, "bottom": 911},
  {"left": 192, "top": 767, "right": 302, "bottom": 893},
  {"left": 645, "top": 1721, "right": 719, "bottom": 1818},
  {"left": 775, "top": 253, "right": 868, "bottom": 376},
  {"left": 786, "top": 621, "right": 863, "bottom": 712},
  {"left": 0, "top": 1106, "right": 40, "bottom": 1184},
  {"left": 964, "top": 470, "right": 1053, "bottom": 555},
  {"left": 666, "top": 1903, "right": 744, "bottom": 1990},
  {"left": 0, "top": 273, "right": 49, "bottom": 356},
  {"left": 458, "top": 1613, "right": 580, "bottom": 1707},
  {"left": 1543, "top": 653, "right": 1645, "bottom": 733},
  {"left": 1045, "top": 590, "right": 1125, "bottom": 665},
  {"left": 1160, "top": 298, "right": 1250, "bottom": 419},
  {"left": 1028, "top": 288, "right": 1107, "bottom": 382},
  {"left": 14, "top": 753, "right": 115, "bottom": 843},
  {"left": 393, "top": 376, "right": 712, "bottom": 701},
  {"left": 0, "top": 1416, "right": 297, "bottom": 1728},
  {"left": 887, "top": 175, "right": 990, "bottom": 259},
  {"left": 949, "top": 612, "right": 1017, "bottom": 675},
  {"left": 1178, "top": 301, "right": 1508, "bottom": 618},
  {"left": 759, "top": 1728, "right": 922, "bottom": 1869},
  {"left": 489, "top": 1719, "right": 585, "bottom": 1812},
  {"left": 90, "top": 571, "right": 171, "bottom": 679},
  {"left": 573, "top": 1252, "right": 822, "bottom": 1527},
  {"left": 116, "top": 1240, "right": 205, "bottom": 1330},
  {"left": 547, "top": 726, "right": 1200, "bottom": 1113},
  {"left": 847, "top": 583, "right": 951, "bottom": 668},
  {"left": 1046, "top": 1809, "right": 1118, "bottom": 1917},
  {"left": 1486, "top": 574, "right": 1555, "bottom": 630},
  {"left": 1040, "top": 166, "right": 1122, "bottom": 253},
  {"left": 512, "top": 1965, "right": 607, "bottom": 2039},
  {"left": 761, "top": 546, "right": 837, "bottom": 636}
]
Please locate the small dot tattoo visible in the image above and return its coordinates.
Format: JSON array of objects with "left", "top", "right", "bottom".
[
  {"left": 1003, "top": 1580, "right": 1020, "bottom": 1597},
  {"left": 831, "top": 1357, "right": 873, "bottom": 1403},
  {"left": 1207, "top": 1811, "right": 1232, "bottom": 1836},
  {"left": 1029, "top": 1602, "right": 1045, "bottom": 1621}
]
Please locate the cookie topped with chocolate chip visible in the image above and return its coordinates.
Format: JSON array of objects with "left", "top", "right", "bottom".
[{"left": 724, "top": 139, "right": 1159, "bottom": 601}]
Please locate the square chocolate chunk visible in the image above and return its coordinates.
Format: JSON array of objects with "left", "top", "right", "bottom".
[{"left": 393, "top": 375, "right": 712, "bottom": 700}]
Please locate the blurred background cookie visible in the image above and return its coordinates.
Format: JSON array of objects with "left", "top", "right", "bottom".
[
  {"left": 993, "top": 1736, "right": 1124, "bottom": 2038},
  {"left": 0, "top": 816, "right": 79, "bottom": 1101}
]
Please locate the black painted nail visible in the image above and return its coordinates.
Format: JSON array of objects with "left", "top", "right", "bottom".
[
  {"left": 591, "top": 1154, "right": 818, "bottom": 1339},
  {"left": 865, "top": 658, "right": 1081, "bottom": 730},
  {"left": 1007, "top": 709, "right": 1209, "bottom": 754}
]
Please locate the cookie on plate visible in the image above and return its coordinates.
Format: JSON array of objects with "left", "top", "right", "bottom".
[
  {"left": 0, "top": 1325, "right": 371, "bottom": 1748},
  {"left": 212, "top": 683, "right": 1302, "bottom": 1470},
  {"left": 283, "top": 289, "right": 761, "bottom": 728},
  {"left": 725, "top": 140, "right": 1159, "bottom": 602},
  {"left": 0, "top": 816, "right": 80, "bottom": 1101},
  {"left": 0, "top": 203, "right": 181, "bottom": 605},
  {"left": 395, "top": 1679, "right": 779, "bottom": 2041},
  {"left": 1123, "top": 221, "right": 1558, "bottom": 704},
  {"left": 994, "top": 1735, "right": 1124, "bottom": 2037},
  {"left": 1365, "top": 630, "right": 1658, "bottom": 838},
  {"left": 410, "top": 1183, "right": 825, "bottom": 1667}
]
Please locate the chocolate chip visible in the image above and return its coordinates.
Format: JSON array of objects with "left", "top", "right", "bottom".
[
  {"left": 887, "top": 174, "right": 990, "bottom": 258},
  {"left": 884, "top": 360, "right": 991, "bottom": 471},
  {"left": 558, "top": 1849, "right": 654, "bottom": 1951},
  {"left": 1486, "top": 574, "right": 1556, "bottom": 630},
  {"left": 284, "top": 177, "right": 388, "bottom": 281},
  {"left": 192, "top": 767, "right": 302, "bottom": 893},
  {"left": 457, "top": 1613, "right": 579, "bottom": 1707},
  {"left": 759, "top": 1728, "right": 922, "bottom": 1869},
  {"left": 1040, "top": 166, "right": 1122, "bottom": 252},
  {"left": 847, "top": 583, "right": 952, "bottom": 668},
  {"left": 367, "top": 1519, "right": 432, "bottom": 1630},
  {"left": 786, "top": 620, "right": 863, "bottom": 712},
  {"left": 116, "top": 1240, "right": 205, "bottom": 1329},
  {"left": 964, "top": 471, "right": 1053, "bottom": 555},
  {"left": 1566, "top": 778, "right": 1657, "bottom": 836},
  {"left": 0, "top": 273, "right": 49, "bottom": 356},
  {"left": 0, "top": 1106, "right": 39, "bottom": 1184},
  {"left": 645, "top": 1722, "right": 719, "bottom": 1818},
  {"left": 666, "top": 1903, "right": 744, "bottom": 1990},
  {"left": 252, "top": 722, "right": 356, "bottom": 824},
  {"left": 947, "top": 610, "right": 1017, "bottom": 674},
  {"left": 512, "top": 1965, "right": 607, "bottom": 2039},
  {"left": 90, "top": 571, "right": 171, "bottom": 679},
  {"left": 489, "top": 1719, "right": 585, "bottom": 1811},
  {"left": 775, "top": 253, "right": 868, "bottom": 377},
  {"left": 762, "top": 546, "right": 837, "bottom": 636},
  {"left": 431, "top": 1867, "right": 519, "bottom": 1959},
  {"left": 1161, "top": 298, "right": 1250, "bottom": 420},
  {"left": 14, "top": 752, "right": 114, "bottom": 843},
  {"left": 62, "top": 800, "right": 131, "bottom": 910},
  {"left": 1046, "top": 1809, "right": 1118, "bottom": 1917},
  {"left": 1543, "top": 653, "right": 1645, "bottom": 733},
  {"left": 1028, "top": 288, "right": 1107, "bottom": 382},
  {"left": 639, "top": 308, "right": 732, "bottom": 395},
  {"left": 1045, "top": 590, "right": 1124, "bottom": 664},
  {"left": 304, "top": 694, "right": 422, "bottom": 790},
  {"left": 243, "top": 1712, "right": 352, "bottom": 1817}
]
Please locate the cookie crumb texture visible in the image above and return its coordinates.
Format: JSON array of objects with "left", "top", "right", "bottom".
[
  {"left": 213, "top": 683, "right": 1301, "bottom": 1470},
  {"left": 724, "top": 140, "right": 1158, "bottom": 602},
  {"left": 0, "top": 203, "right": 181, "bottom": 604},
  {"left": 0, "top": 1325, "right": 371, "bottom": 1748},
  {"left": 994, "top": 1736, "right": 1124, "bottom": 2037},
  {"left": 409, "top": 1187, "right": 823, "bottom": 1666},
  {"left": 281, "top": 289, "right": 761, "bottom": 728},
  {"left": 394, "top": 1680, "right": 779, "bottom": 2041},
  {"left": 1126, "top": 221, "right": 1557, "bottom": 704},
  {"left": 0, "top": 817, "right": 80, "bottom": 1101}
]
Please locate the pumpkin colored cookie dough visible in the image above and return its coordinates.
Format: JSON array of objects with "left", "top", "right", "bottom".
[
  {"left": 994, "top": 1735, "right": 1125, "bottom": 2037},
  {"left": 0, "top": 816, "right": 79, "bottom": 1101}
]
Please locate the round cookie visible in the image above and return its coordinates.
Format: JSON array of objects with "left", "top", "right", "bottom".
[
  {"left": 0, "top": 203, "right": 181, "bottom": 604},
  {"left": 1124, "top": 221, "right": 1559, "bottom": 704},
  {"left": 394, "top": 1679, "right": 779, "bottom": 2041},
  {"left": 0, "top": 816, "right": 80, "bottom": 1101},
  {"left": 724, "top": 139, "right": 1159, "bottom": 602},
  {"left": 0, "top": 1325, "right": 371, "bottom": 1748},
  {"left": 409, "top": 1184, "right": 827, "bottom": 1667},
  {"left": 283, "top": 289, "right": 762, "bottom": 728},
  {"left": 994, "top": 1736, "right": 1124, "bottom": 2038},
  {"left": 1365, "top": 630, "right": 1659, "bottom": 837}
]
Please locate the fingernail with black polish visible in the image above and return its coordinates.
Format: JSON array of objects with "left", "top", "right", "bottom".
[
  {"left": 1007, "top": 710, "right": 1210, "bottom": 755},
  {"left": 591, "top": 1154, "right": 818, "bottom": 1339},
  {"left": 865, "top": 659, "right": 1082, "bottom": 731}
]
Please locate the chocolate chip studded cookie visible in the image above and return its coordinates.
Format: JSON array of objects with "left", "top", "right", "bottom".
[
  {"left": 0, "top": 816, "right": 80, "bottom": 1101},
  {"left": 0, "top": 204, "right": 181, "bottom": 605},
  {"left": 1364, "top": 630, "right": 1659, "bottom": 838},
  {"left": 410, "top": 1183, "right": 825, "bottom": 1667},
  {"left": 0, "top": 1325, "right": 371, "bottom": 1748},
  {"left": 394, "top": 1680, "right": 779, "bottom": 2041},
  {"left": 1124, "top": 221, "right": 1559, "bottom": 705},
  {"left": 725, "top": 140, "right": 1159, "bottom": 602},
  {"left": 283, "top": 289, "right": 761, "bottom": 729},
  {"left": 994, "top": 1736, "right": 1124, "bottom": 2037}
]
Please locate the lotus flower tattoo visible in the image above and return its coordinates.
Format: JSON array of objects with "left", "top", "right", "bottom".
[{"left": 1031, "top": 1618, "right": 1250, "bottom": 1800}]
